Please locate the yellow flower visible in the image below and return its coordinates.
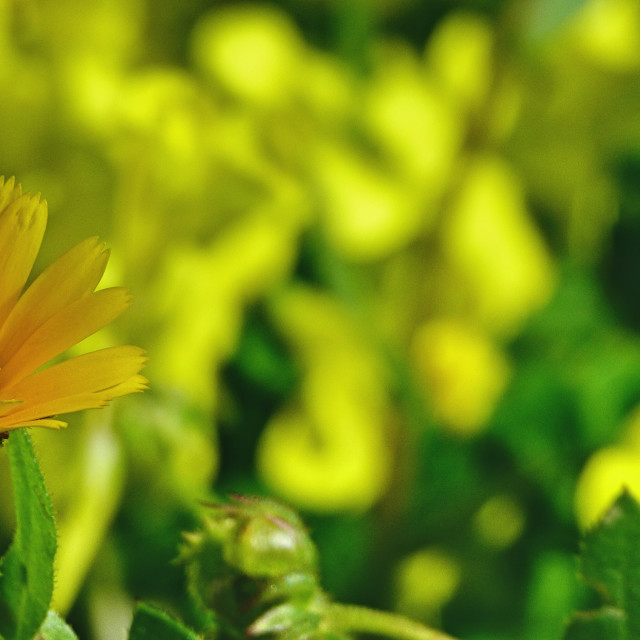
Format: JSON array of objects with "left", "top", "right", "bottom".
[{"left": 0, "top": 177, "right": 146, "bottom": 436}]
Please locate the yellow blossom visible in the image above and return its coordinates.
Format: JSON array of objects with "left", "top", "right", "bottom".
[
  {"left": 412, "top": 318, "right": 510, "bottom": 435},
  {"left": 0, "top": 177, "right": 146, "bottom": 435}
]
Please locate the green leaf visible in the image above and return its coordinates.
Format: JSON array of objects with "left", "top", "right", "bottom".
[
  {"left": 36, "top": 611, "right": 78, "bottom": 640},
  {"left": 128, "top": 603, "right": 200, "bottom": 640},
  {"left": 564, "top": 491, "right": 640, "bottom": 639},
  {"left": 0, "top": 430, "right": 57, "bottom": 640}
]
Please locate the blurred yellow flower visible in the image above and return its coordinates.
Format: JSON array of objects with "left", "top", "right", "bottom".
[
  {"left": 574, "top": 445, "right": 640, "bottom": 529},
  {"left": 442, "top": 154, "right": 555, "bottom": 335},
  {"left": 314, "top": 141, "right": 422, "bottom": 261},
  {"left": 412, "top": 318, "right": 510, "bottom": 435},
  {"left": 575, "top": 406, "right": 640, "bottom": 529},
  {"left": 258, "top": 286, "right": 391, "bottom": 511},
  {"left": 364, "top": 44, "right": 463, "bottom": 190},
  {"left": 0, "top": 177, "right": 146, "bottom": 436},
  {"left": 191, "top": 4, "right": 303, "bottom": 106},
  {"left": 473, "top": 494, "right": 525, "bottom": 547},
  {"left": 425, "top": 11, "right": 494, "bottom": 114},
  {"left": 394, "top": 547, "right": 460, "bottom": 621},
  {"left": 569, "top": 0, "right": 640, "bottom": 71}
]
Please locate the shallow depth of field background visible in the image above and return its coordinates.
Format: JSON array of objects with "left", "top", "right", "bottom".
[{"left": 1, "top": 0, "right": 640, "bottom": 638}]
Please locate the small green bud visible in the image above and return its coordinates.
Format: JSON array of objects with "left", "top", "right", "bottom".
[
  {"left": 180, "top": 495, "right": 323, "bottom": 638},
  {"left": 226, "top": 505, "right": 318, "bottom": 578},
  {"left": 193, "top": 495, "right": 318, "bottom": 578}
]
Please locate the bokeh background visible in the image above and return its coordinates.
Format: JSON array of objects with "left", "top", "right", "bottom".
[{"left": 2, "top": 0, "right": 640, "bottom": 638}]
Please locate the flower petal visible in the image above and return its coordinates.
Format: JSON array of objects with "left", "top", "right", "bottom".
[
  {"left": 0, "top": 393, "right": 110, "bottom": 428},
  {"left": 0, "top": 376, "right": 147, "bottom": 428},
  {"left": 0, "top": 288, "right": 132, "bottom": 389},
  {"left": 0, "top": 193, "right": 47, "bottom": 326},
  {"left": 0, "top": 418, "right": 67, "bottom": 432},
  {"left": 0, "top": 177, "right": 22, "bottom": 211},
  {"left": 5, "top": 345, "right": 148, "bottom": 402},
  {"left": 0, "top": 237, "right": 110, "bottom": 362},
  {"left": 0, "top": 399, "right": 23, "bottom": 417},
  {"left": 100, "top": 374, "right": 149, "bottom": 399}
]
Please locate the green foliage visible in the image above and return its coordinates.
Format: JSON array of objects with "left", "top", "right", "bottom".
[
  {"left": 128, "top": 604, "right": 199, "bottom": 640},
  {"left": 564, "top": 492, "right": 640, "bottom": 640},
  {"left": 0, "top": 431, "right": 56, "bottom": 640}
]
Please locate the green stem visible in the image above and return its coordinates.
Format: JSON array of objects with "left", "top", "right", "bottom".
[{"left": 327, "top": 603, "right": 460, "bottom": 640}]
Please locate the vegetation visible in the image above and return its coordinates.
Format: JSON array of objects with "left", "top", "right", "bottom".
[{"left": 1, "top": 1, "right": 640, "bottom": 638}]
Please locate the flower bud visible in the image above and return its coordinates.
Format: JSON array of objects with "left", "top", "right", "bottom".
[
  {"left": 180, "top": 495, "right": 323, "bottom": 638},
  {"left": 225, "top": 501, "right": 318, "bottom": 578}
]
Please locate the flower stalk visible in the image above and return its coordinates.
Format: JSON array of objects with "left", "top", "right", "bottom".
[
  {"left": 327, "top": 603, "right": 460, "bottom": 640},
  {"left": 181, "top": 496, "right": 460, "bottom": 640}
]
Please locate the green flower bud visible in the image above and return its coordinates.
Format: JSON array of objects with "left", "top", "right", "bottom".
[
  {"left": 180, "top": 495, "right": 323, "bottom": 638},
  {"left": 225, "top": 502, "right": 318, "bottom": 578}
]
